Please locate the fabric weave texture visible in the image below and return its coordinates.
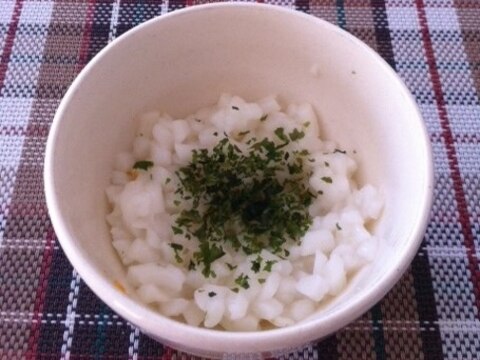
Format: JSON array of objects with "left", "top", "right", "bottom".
[{"left": 0, "top": 0, "right": 479, "bottom": 359}]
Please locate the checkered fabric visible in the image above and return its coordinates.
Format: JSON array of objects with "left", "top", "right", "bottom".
[{"left": 0, "top": 0, "right": 479, "bottom": 359}]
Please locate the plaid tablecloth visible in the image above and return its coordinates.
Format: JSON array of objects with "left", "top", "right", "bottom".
[{"left": 0, "top": 0, "right": 479, "bottom": 359}]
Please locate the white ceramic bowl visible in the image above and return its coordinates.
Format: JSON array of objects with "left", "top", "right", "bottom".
[{"left": 45, "top": 3, "right": 433, "bottom": 358}]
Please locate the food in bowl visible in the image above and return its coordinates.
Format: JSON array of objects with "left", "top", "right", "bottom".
[
  {"left": 105, "top": 94, "right": 383, "bottom": 330},
  {"left": 45, "top": 3, "right": 433, "bottom": 355}
]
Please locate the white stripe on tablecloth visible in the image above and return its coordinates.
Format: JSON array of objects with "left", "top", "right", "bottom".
[
  {"left": 128, "top": 326, "right": 140, "bottom": 360},
  {"left": 60, "top": 270, "right": 81, "bottom": 360},
  {"left": 161, "top": 0, "right": 169, "bottom": 15},
  {"left": 108, "top": 0, "right": 121, "bottom": 42}
]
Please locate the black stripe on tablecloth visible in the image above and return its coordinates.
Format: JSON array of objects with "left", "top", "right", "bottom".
[
  {"left": 138, "top": 333, "right": 166, "bottom": 358},
  {"left": 371, "top": 0, "right": 443, "bottom": 356},
  {"left": 411, "top": 250, "right": 444, "bottom": 360},
  {"left": 116, "top": 0, "right": 164, "bottom": 38},
  {"left": 168, "top": 0, "right": 187, "bottom": 12},
  {"left": 87, "top": 0, "right": 115, "bottom": 61},
  {"left": 36, "top": 245, "right": 73, "bottom": 359},
  {"left": 370, "top": 304, "right": 386, "bottom": 360},
  {"left": 315, "top": 334, "right": 339, "bottom": 360},
  {"left": 369, "top": 1, "right": 442, "bottom": 358},
  {"left": 67, "top": 283, "right": 131, "bottom": 358},
  {"left": 371, "top": 0, "right": 395, "bottom": 69},
  {"left": 295, "top": 0, "right": 310, "bottom": 13}
]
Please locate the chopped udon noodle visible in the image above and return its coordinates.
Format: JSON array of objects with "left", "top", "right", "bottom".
[{"left": 106, "top": 94, "right": 383, "bottom": 330}]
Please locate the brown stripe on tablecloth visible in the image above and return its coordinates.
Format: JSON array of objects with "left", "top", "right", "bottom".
[
  {"left": 453, "top": 0, "right": 480, "bottom": 9},
  {"left": 343, "top": 1, "right": 379, "bottom": 51},
  {"left": 309, "top": 0, "right": 338, "bottom": 24},
  {"left": 35, "top": 5, "right": 90, "bottom": 100},
  {"left": 343, "top": 0, "right": 372, "bottom": 33},
  {"left": 0, "top": 109, "right": 55, "bottom": 358},
  {"left": 34, "top": 1, "right": 91, "bottom": 98},
  {"left": 311, "top": 0, "right": 380, "bottom": 53},
  {"left": 35, "top": 62, "right": 83, "bottom": 100},
  {"left": 454, "top": 3, "right": 480, "bottom": 100},
  {"left": 336, "top": 313, "right": 376, "bottom": 360},
  {"left": 344, "top": 0, "right": 371, "bottom": 6},
  {"left": 346, "top": 29, "right": 379, "bottom": 58},
  {"left": 414, "top": 0, "right": 480, "bottom": 319},
  {"left": 0, "top": 311, "right": 30, "bottom": 359},
  {"left": 0, "top": 246, "right": 47, "bottom": 359},
  {"left": 345, "top": 5, "right": 375, "bottom": 30},
  {"left": 380, "top": 270, "right": 424, "bottom": 359},
  {"left": 25, "top": 229, "right": 56, "bottom": 360}
]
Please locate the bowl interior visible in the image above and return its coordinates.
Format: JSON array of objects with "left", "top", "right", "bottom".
[{"left": 45, "top": 4, "right": 432, "bottom": 356}]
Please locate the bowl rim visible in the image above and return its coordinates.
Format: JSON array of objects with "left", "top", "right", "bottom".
[{"left": 44, "top": 2, "right": 434, "bottom": 354}]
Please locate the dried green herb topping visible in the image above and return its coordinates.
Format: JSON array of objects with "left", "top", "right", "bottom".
[
  {"left": 133, "top": 160, "right": 154, "bottom": 171},
  {"left": 173, "top": 128, "right": 316, "bottom": 277},
  {"left": 235, "top": 273, "right": 250, "bottom": 289}
]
